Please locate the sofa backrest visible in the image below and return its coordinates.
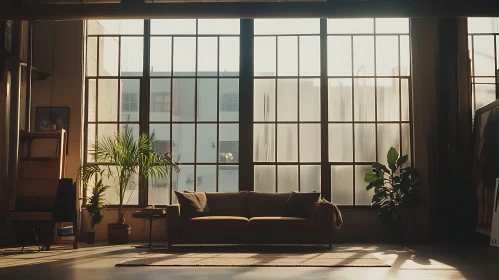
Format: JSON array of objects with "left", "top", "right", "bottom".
[
  {"left": 247, "top": 192, "right": 290, "bottom": 217},
  {"left": 205, "top": 192, "right": 248, "bottom": 217}
]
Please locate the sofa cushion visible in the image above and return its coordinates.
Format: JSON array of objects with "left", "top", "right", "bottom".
[
  {"left": 248, "top": 216, "right": 319, "bottom": 229},
  {"left": 174, "top": 191, "right": 210, "bottom": 218},
  {"left": 285, "top": 191, "right": 321, "bottom": 218},
  {"left": 205, "top": 192, "right": 248, "bottom": 217},
  {"left": 247, "top": 192, "right": 290, "bottom": 217},
  {"left": 182, "top": 216, "right": 249, "bottom": 229}
]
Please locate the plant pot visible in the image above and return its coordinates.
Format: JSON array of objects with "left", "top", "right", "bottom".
[
  {"left": 86, "top": 232, "right": 96, "bottom": 244},
  {"left": 108, "top": 223, "right": 131, "bottom": 245}
]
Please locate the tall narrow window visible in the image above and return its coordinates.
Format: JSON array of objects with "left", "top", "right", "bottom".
[
  {"left": 86, "top": 19, "right": 144, "bottom": 205},
  {"left": 253, "top": 19, "right": 321, "bottom": 193},
  {"left": 327, "top": 18, "right": 411, "bottom": 205},
  {"left": 468, "top": 17, "right": 499, "bottom": 115},
  {"left": 148, "top": 19, "right": 240, "bottom": 205}
]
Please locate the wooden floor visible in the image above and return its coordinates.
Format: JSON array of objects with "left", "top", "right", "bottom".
[{"left": 0, "top": 243, "right": 498, "bottom": 279}]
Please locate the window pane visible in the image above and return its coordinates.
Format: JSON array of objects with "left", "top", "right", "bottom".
[
  {"left": 197, "top": 37, "right": 218, "bottom": 76},
  {"left": 254, "top": 124, "right": 275, "bottom": 162},
  {"left": 149, "top": 176, "right": 170, "bottom": 206},
  {"left": 328, "top": 78, "right": 352, "bottom": 121},
  {"left": 377, "top": 78, "right": 400, "bottom": 121},
  {"left": 97, "top": 79, "right": 118, "bottom": 122},
  {"left": 152, "top": 19, "right": 196, "bottom": 35},
  {"left": 197, "top": 79, "right": 217, "bottom": 122},
  {"left": 377, "top": 124, "right": 400, "bottom": 166},
  {"left": 468, "top": 18, "right": 499, "bottom": 34},
  {"left": 475, "top": 84, "right": 496, "bottom": 109},
  {"left": 121, "top": 37, "right": 143, "bottom": 76},
  {"left": 299, "top": 78, "right": 321, "bottom": 121},
  {"left": 300, "top": 165, "right": 321, "bottom": 193},
  {"left": 172, "top": 165, "right": 195, "bottom": 203},
  {"left": 401, "top": 123, "right": 412, "bottom": 166},
  {"left": 354, "top": 124, "right": 376, "bottom": 162},
  {"left": 219, "top": 79, "right": 239, "bottom": 122},
  {"left": 327, "top": 18, "right": 374, "bottom": 34},
  {"left": 473, "top": 36, "right": 496, "bottom": 76},
  {"left": 172, "top": 124, "right": 195, "bottom": 163},
  {"left": 150, "top": 124, "right": 171, "bottom": 154},
  {"left": 254, "top": 165, "right": 276, "bottom": 192},
  {"left": 328, "top": 36, "right": 352, "bottom": 76},
  {"left": 198, "top": 19, "right": 240, "bottom": 35},
  {"left": 219, "top": 124, "right": 239, "bottom": 163},
  {"left": 254, "top": 37, "right": 276, "bottom": 76},
  {"left": 87, "top": 124, "right": 96, "bottom": 162},
  {"left": 329, "top": 124, "right": 353, "bottom": 162},
  {"left": 196, "top": 165, "right": 217, "bottom": 192},
  {"left": 299, "top": 124, "right": 321, "bottom": 162},
  {"left": 173, "top": 37, "right": 196, "bottom": 76},
  {"left": 219, "top": 166, "right": 239, "bottom": 192},
  {"left": 400, "top": 35, "right": 411, "bottom": 76},
  {"left": 172, "top": 78, "right": 195, "bottom": 122},
  {"left": 87, "top": 37, "right": 97, "bottom": 76},
  {"left": 88, "top": 79, "right": 97, "bottom": 122},
  {"left": 331, "top": 166, "right": 353, "bottom": 205},
  {"left": 150, "top": 37, "right": 172, "bottom": 76},
  {"left": 354, "top": 78, "right": 375, "bottom": 121},
  {"left": 99, "top": 37, "right": 119, "bottom": 76},
  {"left": 97, "top": 124, "right": 117, "bottom": 145},
  {"left": 401, "top": 79, "right": 410, "bottom": 121},
  {"left": 376, "top": 36, "right": 399, "bottom": 76},
  {"left": 255, "top": 19, "right": 319, "bottom": 35},
  {"left": 299, "top": 36, "right": 320, "bottom": 76},
  {"left": 278, "top": 36, "right": 298, "bottom": 76},
  {"left": 355, "top": 165, "right": 374, "bottom": 205},
  {"left": 277, "top": 79, "right": 298, "bottom": 121},
  {"left": 197, "top": 124, "right": 218, "bottom": 163},
  {"left": 150, "top": 79, "right": 171, "bottom": 122},
  {"left": 278, "top": 165, "right": 298, "bottom": 193},
  {"left": 120, "top": 79, "right": 140, "bottom": 122},
  {"left": 89, "top": 20, "right": 144, "bottom": 35},
  {"left": 254, "top": 79, "right": 276, "bottom": 122},
  {"left": 277, "top": 124, "right": 298, "bottom": 162},
  {"left": 220, "top": 37, "right": 240, "bottom": 76},
  {"left": 375, "top": 18, "right": 409, "bottom": 34},
  {"left": 353, "top": 36, "right": 375, "bottom": 76}
]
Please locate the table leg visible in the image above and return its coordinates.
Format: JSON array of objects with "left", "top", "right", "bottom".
[{"left": 134, "top": 218, "right": 167, "bottom": 249}]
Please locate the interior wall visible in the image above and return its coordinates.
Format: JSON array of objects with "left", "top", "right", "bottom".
[{"left": 30, "top": 21, "right": 84, "bottom": 181}]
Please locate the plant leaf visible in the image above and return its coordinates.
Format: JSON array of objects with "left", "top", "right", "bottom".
[
  {"left": 387, "top": 147, "right": 399, "bottom": 171},
  {"left": 372, "top": 162, "right": 390, "bottom": 173},
  {"left": 396, "top": 155, "right": 409, "bottom": 167},
  {"left": 366, "top": 179, "right": 383, "bottom": 190},
  {"left": 364, "top": 171, "right": 378, "bottom": 183}
]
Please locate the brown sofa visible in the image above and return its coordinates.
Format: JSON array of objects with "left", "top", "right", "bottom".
[{"left": 166, "top": 191, "right": 338, "bottom": 248}]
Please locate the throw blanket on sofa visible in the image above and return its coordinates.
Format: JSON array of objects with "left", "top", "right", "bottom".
[{"left": 313, "top": 199, "right": 343, "bottom": 229}]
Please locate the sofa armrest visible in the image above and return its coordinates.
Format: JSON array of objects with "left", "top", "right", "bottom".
[
  {"left": 166, "top": 204, "right": 181, "bottom": 246},
  {"left": 312, "top": 201, "right": 343, "bottom": 229}
]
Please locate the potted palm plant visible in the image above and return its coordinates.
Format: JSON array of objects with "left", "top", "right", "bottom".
[
  {"left": 78, "top": 126, "right": 179, "bottom": 245},
  {"left": 85, "top": 178, "right": 108, "bottom": 244}
]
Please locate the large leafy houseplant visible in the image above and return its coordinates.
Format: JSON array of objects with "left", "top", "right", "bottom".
[
  {"left": 78, "top": 126, "right": 179, "bottom": 244},
  {"left": 84, "top": 179, "right": 108, "bottom": 244},
  {"left": 364, "top": 147, "right": 423, "bottom": 227}
]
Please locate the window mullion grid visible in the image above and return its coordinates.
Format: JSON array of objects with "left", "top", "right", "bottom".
[
  {"left": 169, "top": 36, "right": 174, "bottom": 204},
  {"left": 216, "top": 35, "right": 220, "bottom": 192},
  {"left": 297, "top": 35, "right": 301, "bottom": 192},
  {"left": 194, "top": 20, "right": 199, "bottom": 192},
  {"left": 495, "top": 35, "right": 498, "bottom": 99},
  {"left": 141, "top": 20, "right": 151, "bottom": 207},
  {"left": 320, "top": 18, "right": 330, "bottom": 201},
  {"left": 275, "top": 35, "right": 279, "bottom": 193},
  {"left": 351, "top": 34, "right": 356, "bottom": 206},
  {"left": 471, "top": 35, "right": 476, "bottom": 112},
  {"left": 398, "top": 35, "right": 403, "bottom": 157}
]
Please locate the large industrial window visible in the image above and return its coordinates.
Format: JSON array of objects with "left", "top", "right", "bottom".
[
  {"left": 468, "top": 18, "right": 499, "bottom": 114},
  {"left": 85, "top": 18, "right": 412, "bottom": 207}
]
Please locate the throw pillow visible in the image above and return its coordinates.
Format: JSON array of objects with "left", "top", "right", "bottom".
[
  {"left": 284, "top": 191, "right": 321, "bottom": 218},
  {"left": 174, "top": 191, "right": 210, "bottom": 218}
]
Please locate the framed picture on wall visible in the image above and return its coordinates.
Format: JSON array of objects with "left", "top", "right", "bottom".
[{"left": 35, "top": 107, "right": 70, "bottom": 154}]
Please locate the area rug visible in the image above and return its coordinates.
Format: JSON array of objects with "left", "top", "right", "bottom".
[{"left": 116, "top": 251, "right": 389, "bottom": 267}]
